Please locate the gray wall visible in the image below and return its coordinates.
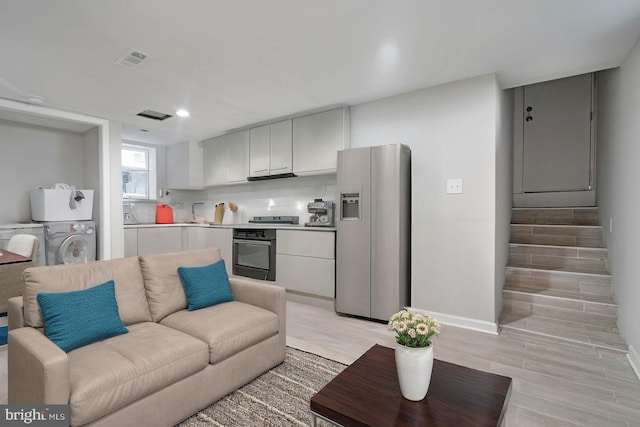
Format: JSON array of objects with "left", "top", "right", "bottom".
[
  {"left": 495, "top": 88, "right": 514, "bottom": 320},
  {"left": 596, "top": 35, "right": 640, "bottom": 363},
  {"left": 350, "top": 74, "right": 506, "bottom": 328},
  {"left": 0, "top": 119, "right": 88, "bottom": 224}
]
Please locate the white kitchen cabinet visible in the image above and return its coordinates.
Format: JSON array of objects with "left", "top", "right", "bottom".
[
  {"left": 203, "top": 130, "right": 250, "bottom": 185},
  {"left": 123, "top": 228, "right": 138, "bottom": 258},
  {"left": 225, "top": 130, "right": 250, "bottom": 183},
  {"left": 293, "top": 107, "right": 350, "bottom": 175},
  {"left": 249, "top": 124, "right": 270, "bottom": 177},
  {"left": 269, "top": 120, "right": 293, "bottom": 174},
  {"left": 137, "top": 227, "right": 183, "bottom": 256},
  {"left": 186, "top": 227, "right": 232, "bottom": 274},
  {"left": 249, "top": 120, "right": 292, "bottom": 177},
  {"left": 276, "top": 230, "right": 335, "bottom": 298},
  {"left": 167, "top": 141, "right": 204, "bottom": 189},
  {"left": 203, "top": 137, "right": 226, "bottom": 186}
]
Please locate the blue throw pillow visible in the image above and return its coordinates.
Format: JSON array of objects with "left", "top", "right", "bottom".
[
  {"left": 178, "top": 259, "right": 234, "bottom": 311},
  {"left": 37, "top": 280, "right": 128, "bottom": 352}
]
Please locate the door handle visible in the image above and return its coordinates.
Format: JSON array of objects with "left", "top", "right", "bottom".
[{"left": 525, "top": 106, "right": 533, "bottom": 122}]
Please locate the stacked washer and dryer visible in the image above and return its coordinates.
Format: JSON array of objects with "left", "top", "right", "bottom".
[{"left": 30, "top": 188, "right": 96, "bottom": 265}]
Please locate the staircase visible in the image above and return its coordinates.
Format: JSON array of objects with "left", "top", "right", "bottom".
[{"left": 499, "top": 207, "right": 627, "bottom": 353}]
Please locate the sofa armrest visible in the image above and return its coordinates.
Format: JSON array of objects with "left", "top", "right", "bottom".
[
  {"left": 8, "top": 327, "right": 70, "bottom": 405},
  {"left": 8, "top": 296, "right": 24, "bottom": 330},
  {"left": 230, "top": 277, "right": 286, "bottom": 338}
]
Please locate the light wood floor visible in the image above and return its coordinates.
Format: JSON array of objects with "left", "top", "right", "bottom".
[
  {"left": 1, "top": 302, "right": 639, "bottom": 426},
  {"left": 286, "top": 301, "right": 640, "bottom": 427}
]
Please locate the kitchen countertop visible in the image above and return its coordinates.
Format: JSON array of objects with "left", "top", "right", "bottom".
[
  {"left": 0, "top": 223, "right": 44, "bottom": 229},
  {"left": 124, "top": 223, "right": 336, "bottom": 231}
]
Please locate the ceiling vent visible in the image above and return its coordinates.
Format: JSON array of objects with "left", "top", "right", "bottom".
[
  {"left": 137, "top": 110, "right": 173, "bottom": 121},
  {"left": 115, "top": 48, "right": 150, "bottom": 67}
]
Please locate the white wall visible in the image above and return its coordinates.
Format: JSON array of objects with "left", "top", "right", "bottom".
[
  {"left": 596, "top": 35, "right": 640, "bottom": 364},
  {"left": 0, "top": 119, "right": 87, "bottom": 223},
  {"left": 350, "top": 74, "right": 503, "bottom": 329},
  {"left": 495, "top": 88, "right": 514, "bottom": 320}
]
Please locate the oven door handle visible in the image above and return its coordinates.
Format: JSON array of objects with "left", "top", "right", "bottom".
[{"left": 233, "top": 239, "right": 272, "bottom": 246}]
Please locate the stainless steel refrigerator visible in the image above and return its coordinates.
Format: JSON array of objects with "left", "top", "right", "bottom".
[{"left": 336, "top": 143, "right": 411, "bottom": 321}]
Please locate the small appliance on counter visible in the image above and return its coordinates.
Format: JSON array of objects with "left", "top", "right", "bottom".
[
  {"left": 305, "top": 199, "right": 334, "bottom": 227},
  {"left": 155, "top": 204, "right": 174, "bottom": 224}
]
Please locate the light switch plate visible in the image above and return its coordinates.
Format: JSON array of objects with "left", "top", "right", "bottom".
[{"left": 447, "top": 178, "right": 463, "bottom": 194}]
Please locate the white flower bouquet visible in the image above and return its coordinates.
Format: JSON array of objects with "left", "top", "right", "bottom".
[{"left": 388, "top": 309, "right": 440, "bottom": 348}]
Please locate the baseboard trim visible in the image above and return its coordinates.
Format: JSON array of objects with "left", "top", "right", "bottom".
[
  {"left": 406, "top": 307, "right": 499, "bottom": 335},
  {"left": 627, "top": 345, "right": 640, "bottom": 382}
]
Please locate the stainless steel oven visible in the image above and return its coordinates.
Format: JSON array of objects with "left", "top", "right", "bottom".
[{"left": 232, "top": 229, "right": 276, "bottom": 281}]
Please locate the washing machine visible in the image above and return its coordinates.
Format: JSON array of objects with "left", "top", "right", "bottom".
[{"left": 43, "top": 221, "right": 96, "bottom": 265}]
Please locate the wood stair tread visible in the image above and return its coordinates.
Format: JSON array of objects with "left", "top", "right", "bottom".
[
  {"left": 499, "top": 312, "right": 627, "bottom": 353},
  {"left": 503, "top": 285, "right": 616, "bottom": 305},
  {"left": 507, "top": 262, "right": 610, "bottom": 276}
]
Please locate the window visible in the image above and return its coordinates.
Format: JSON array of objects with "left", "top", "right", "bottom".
[{"left": 122, "top": 144, "right": 157, "bottom": 199}]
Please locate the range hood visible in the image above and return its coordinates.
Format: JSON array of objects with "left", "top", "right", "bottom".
[{"left": 246, "top": 172, "right": 296, "bottom": 181}]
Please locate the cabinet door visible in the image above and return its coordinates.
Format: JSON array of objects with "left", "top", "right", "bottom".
[
  {"left": 186, "top": 227, "right": 206, "bottom": 250},
  {"left": 269, "top": 120, "right": 293, "bottom": 174},
  {"left": 137, "top": 227, "right": 183, "bottom": 256},
  {"left": 203, "top": 137, "right": 226, "bottom": 186},
  {"left": 225, "top": 130, "right": 250, "bottom": 183},
  {"left": 167, "top": 141, "right": 204, "bottom": 190},
  {"left": 276, "top": 230, "right": 334, "bottom": 258},
  {"left": 123, "top": 228, "right": 138, "bottom": 257},
  {"left": 203, "top": 228, "right": 233, "bottom": 274},
  {"left": 276, "top": 254, "right": 335, "bottom": 298},
  {"left": 293, "top": 108, "right": 348, "bottom": 175},
  {"left": 249, "top": 125, "right": 270, "bottom": 177}
]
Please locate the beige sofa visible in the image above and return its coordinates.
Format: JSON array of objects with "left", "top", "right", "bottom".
[{"left": 7, "top": 248, "right": 286, "bottom": 427}]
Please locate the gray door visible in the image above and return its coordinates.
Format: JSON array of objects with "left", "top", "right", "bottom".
[
  {"left": 336, "top": 147, "right": 371, "bottom": 318},
  {"left": 522, "top": 73, "right": 593, "bottom": 193}
]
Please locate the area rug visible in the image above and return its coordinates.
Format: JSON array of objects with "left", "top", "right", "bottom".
[
  {"left": 177, "top": 347, "right": 346, "bottom": 427},
  {"left": 0, "top": 326, "right": 7, "bottom": 346}
]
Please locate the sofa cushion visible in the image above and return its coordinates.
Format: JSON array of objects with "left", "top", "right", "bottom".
[
  {"left": 140, "top": 248, "right": 222, "bottom": 322},
  {"left": 160, "top": 301, "right": 279, "bottom": 364},
  {"left": 178, "top": 259, "right": 233, "bottom": 311},
  {"left": 67, "top": 322, "right": 209, "bottom": 426},
  {"left": 23, "top": 256, "right": 152, "bottom": 328},
  {"left": 37, "top": 280, "right": 128, "bottom": 352}
]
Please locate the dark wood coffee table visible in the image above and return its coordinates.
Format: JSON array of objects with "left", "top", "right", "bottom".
[{"left": 310, "top": 344, "right": 512, "bottom": 426}]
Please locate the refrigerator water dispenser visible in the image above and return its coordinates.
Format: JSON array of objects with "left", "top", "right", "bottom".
[{"left": 340, "top": 193, "right": 361, "bottom": 220}]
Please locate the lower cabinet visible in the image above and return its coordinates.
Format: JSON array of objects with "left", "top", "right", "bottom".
[
  {"left": 123, "top": 229, "right": 138, "bottom": 258},
  {"left": 276, "top": 230, "right": 335, "bottom": 298},
  {"left": 186, "top": 227, "right": 233, "bottom": 274},
  {"left": 136, "top": 227, "right": 183, "bottom": 256}
]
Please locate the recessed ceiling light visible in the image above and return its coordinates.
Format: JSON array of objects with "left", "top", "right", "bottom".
[
  {"left": 27, "top": 95, "right": 45, "bottom": 104},
  {"left": 176, "top": 109, "right": 190, "bottom": 117}
]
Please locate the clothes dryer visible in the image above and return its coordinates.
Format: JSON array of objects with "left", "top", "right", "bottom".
[{"left": 43, "top": 221, "right": 96, "bottom": 265}]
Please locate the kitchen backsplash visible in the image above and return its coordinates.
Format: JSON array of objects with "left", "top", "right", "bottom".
[{"left": 123, "top": 175, "right": 337, "bottom": 224}]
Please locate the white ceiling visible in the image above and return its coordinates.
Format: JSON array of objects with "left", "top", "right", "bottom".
[{"left": 1, "top": 0, "right": 640, "bottom": 145}]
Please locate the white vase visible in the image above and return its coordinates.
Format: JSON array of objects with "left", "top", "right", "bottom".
[{"left": 395, "top": 343, "right": 434, "bottom": 401}]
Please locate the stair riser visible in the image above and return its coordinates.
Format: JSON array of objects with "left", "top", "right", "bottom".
[
  {"left": 512, "top": 208, "right": 599, "bottom": 226},
  {"left": 503, "top": 292, "right": 618, "bottom": 328},
  {"left": 509, "top": 253, "right": 608, "bottom": 274},
  {"left": 506, "top": 269, "right": 613, "bottom": 296},
  {"left": 511, "top": 224, "right": 604, "bottom": 248}
]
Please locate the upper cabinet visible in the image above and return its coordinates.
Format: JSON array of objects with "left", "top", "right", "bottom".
[
  {"left": 249, "top": 120, "right": 293, "bottom": 178},
  {"left": 293, "top": 107, "right": 350, "bottom": 175},
  {"left": 167, "top": 141, "right": 204, "bottom": 189},
  {"left": 200, "top": 107, "right": 349, "bottom": 187},
  {"left": 203, "top": 130, "right": 250, "bottom": 186}
]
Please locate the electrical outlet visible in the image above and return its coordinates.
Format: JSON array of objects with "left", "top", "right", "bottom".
[{"left": 446, "top": 178, "right": 463, "bottom": 194}]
